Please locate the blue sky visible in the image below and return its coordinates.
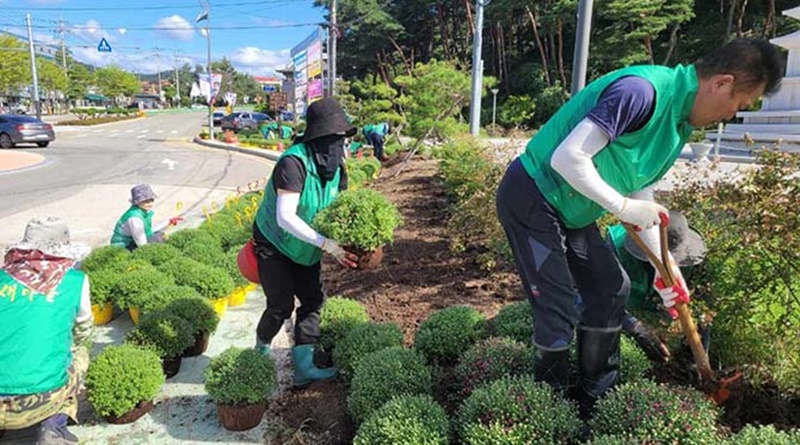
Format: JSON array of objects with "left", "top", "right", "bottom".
[{"left": 0, "top": 0, "right": 326, "bottom": 75}]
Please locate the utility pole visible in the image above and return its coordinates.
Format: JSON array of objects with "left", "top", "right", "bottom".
[
  {"left": 329, "top": 0, "right": 337, "bottom": 96},
  {"left": 174, "top": 51, "right": 180, "bottom": 106},
  {"left": 59, "top": 16, "right": 67, "bottom": 70},
  {"left": 156, "top": 48, "right": 163, "bottom": 104},
  {"left": 26, "top": 13, "right": 41, "bottom": 120},
  {"left": 469, "top": 0, "right": 489, "bottom": 136},
  {"left": 570, "top": 0, "right": 594, "bottom": 95}
]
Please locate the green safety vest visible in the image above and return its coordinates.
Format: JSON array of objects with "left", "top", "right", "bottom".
[
  {"left": 110, "top": 206, "right": 153, "bottom": 247},
  {"left": 606, "top": 225, "right": 659, "bottom": 312},
  {"left": 255, "top": 143, "right": 341, "bottom": 266},
  {"left": 520, "top": 64, "right": 697, "bottom": 229},
  {"left": 262, "top": 123, "right": 293, "bottom": 140},
  {"left": 363, "top": 123, "right": 388, "bottom": 138},
  {"left": 0, "top": 269, "right": 84, "bottom": 395}
]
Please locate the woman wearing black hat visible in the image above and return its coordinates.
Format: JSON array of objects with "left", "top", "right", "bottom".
[{"left": 251, "top": 97, "right": 358, "bottom": 388}]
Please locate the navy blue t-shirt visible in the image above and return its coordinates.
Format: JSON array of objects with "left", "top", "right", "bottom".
[{"left": 586, "top": 75, "right": 655, "bottom": 142}]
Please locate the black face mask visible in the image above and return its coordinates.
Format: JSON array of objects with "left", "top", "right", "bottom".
[{"left": 308, "top": 134, "right": 345, "bottom": 181}]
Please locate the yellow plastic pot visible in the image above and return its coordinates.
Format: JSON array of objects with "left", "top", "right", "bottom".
[
  {"left": 211, "top": 297, "right": 228, "bottom": 318},
  {"left": 227, "top": 286, "right": 247, "bottom": 307},
  {"left": 129, "top": 307, "right": 141, "bottom": 325},
  {"left": 92, "top": 302, "right": 114, "bottom": 325},
  {"left": 245, "top": 283, "right": 257, "bottom": 292}
]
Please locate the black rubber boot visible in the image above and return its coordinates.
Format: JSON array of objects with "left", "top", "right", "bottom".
[
  {"left": 577, "top": 327, "right": 621, "bottom": 420},
  {"left": 533, "top": 348, "right": 571, "bottom": 394}
]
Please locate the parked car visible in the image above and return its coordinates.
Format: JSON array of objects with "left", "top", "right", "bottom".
[
  {"left": 0, "top": 114, "right": 55, "bottom": 148},
  {"left": 212, "top": 111, "right": 226, "bottom": 127},
  {"left": 220, "top": 112, "right": 272, "bottom": 132},
  {"left": 0, "top": 102, "right": 27, "bottom": 114}
]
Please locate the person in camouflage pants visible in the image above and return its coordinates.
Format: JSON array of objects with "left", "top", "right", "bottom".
[{"left": 0, "top": 217, "right": 93, "bottom": 445}]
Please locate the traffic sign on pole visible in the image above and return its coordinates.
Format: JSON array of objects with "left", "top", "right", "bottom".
[
  {"left": 97, "top": 38, "right": 112, "bottom": 53},
  {"left": 262, "top": 84, "right": 277, "bottom": 93}
]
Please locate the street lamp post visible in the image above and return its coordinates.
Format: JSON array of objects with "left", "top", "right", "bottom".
[
  {"left": 491, "top": 88, "right": 499, "bottom": 129},
  {"left": 196, "top": 4, "right": 213, "bottom": 139}
]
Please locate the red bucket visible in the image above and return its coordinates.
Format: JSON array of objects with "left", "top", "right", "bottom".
[{"left": 237, "top": 240, "right": 260, "bottom": 283}]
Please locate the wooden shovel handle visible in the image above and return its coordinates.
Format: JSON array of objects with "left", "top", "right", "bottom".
[{"left": 623, "top": 222, "right": 715, "bottom": 380}]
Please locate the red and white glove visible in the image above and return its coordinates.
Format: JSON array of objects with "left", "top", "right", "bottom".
[
  {"left": 653, "top": 258, "right": 690, "bottom": 319},
  {"left": 168, "top": 217, "right": 184, "bottom": 227},
  {"left": 321, "top": 238, "right": 358, "bottom": 269}
]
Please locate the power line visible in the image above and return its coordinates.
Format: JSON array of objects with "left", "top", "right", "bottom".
[
  {"left": 0, "top": 0, "right": 309, "bottom": 12},
  {"left": 0, "top": 21, "right": 321, "bottom": 31}
]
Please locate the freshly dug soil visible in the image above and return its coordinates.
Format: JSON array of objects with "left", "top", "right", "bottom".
[{"left": 267, "top": 153, "right": 800, "bottom": 444}]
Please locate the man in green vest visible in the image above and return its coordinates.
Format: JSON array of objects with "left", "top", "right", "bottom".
[
  {"left": 605, "top": 210, "right": 709, "bottom": 363},
  {"left": 252, "top": 97, "right": 358, "bottom": 388},
  {"left": 363, "top": 122, "right": 389, "bottom": 162},
  {"left": 0, "top": 217, "right": 93, "bottom": 445},
  {"left": 495, "top": 38, "right": 783, "bottom": 417},
  {"left": 110, "top": 184, "right": 181, "bottom": 251}
]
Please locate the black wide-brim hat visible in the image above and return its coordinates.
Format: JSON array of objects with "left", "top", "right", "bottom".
[
  {"left": 302, "top": 97, "right": 356, "bottom": 143},
  {"left": 624, "top": 210, "right": 707, "bottom": 267}
]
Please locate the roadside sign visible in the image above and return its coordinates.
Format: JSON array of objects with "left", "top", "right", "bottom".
[
  {"left": 262, "top": 84, "right": 277, "bottom": 93},
  {"left": 269, "top": 92, "right": 287, "bottom": 111},
  {"left": 97, "top": 38, "right": 112, "bottom": 53}
]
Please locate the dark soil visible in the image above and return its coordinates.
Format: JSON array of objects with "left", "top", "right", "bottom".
[{"left": 266, "top": 153, "right": 800, "bottom": 444}]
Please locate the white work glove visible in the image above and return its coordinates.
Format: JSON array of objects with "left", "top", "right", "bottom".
[
  {"left": 321, "top": 238, "right": 358, "bottom": 269},
  {"left": 653, "top": 257, "right": 690, "bottom": 319},
  {"left": 614, "top": 198, "right": 668, "bottom": 231}
]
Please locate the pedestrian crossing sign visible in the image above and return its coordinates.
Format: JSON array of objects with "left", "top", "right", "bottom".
[{"left": 97, "top": 38, "right": 112, "bottom": 53}]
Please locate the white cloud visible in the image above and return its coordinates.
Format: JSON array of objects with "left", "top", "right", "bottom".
[
  {"left": 229, "top": 46, "right": 290, "bottom": 75},
  {"left": 154, "top": 15, "right": 194, "bottom": 42}
]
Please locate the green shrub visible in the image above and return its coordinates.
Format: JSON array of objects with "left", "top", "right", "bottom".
[
  {"left": 167, "top": 228, "right": 221, "bottom": 251},
  {"left": 354, "top": 395, "right": 450, "bottom": 445},
  {"left": 319, "top": 296, "right": 370, "bottom": 351},
  {"left": 346, "top": 157, "right": 381, "bottom": 181},
  {"left": 200, "top": 213, "right": 251, "bottom": 252},
  {"left": 161, "top": 258, "right": 235, "bottom": 300},
  {"left": 587, "top": 435, "right": 639, "bottom": 445},
  {"left": 81, "top": 245, "right": 130, "bottom": 273},
  {"left": 210, "top": 249, "right": 249, "bottom": 288},
  {"left": 414, "top": 305, "right": 485, "bottom": 365},
  {"left": 333, "top": 322, "right": 404, "bottom": 380},
  {"left": 665, "top": 151, "right": 800, "bottom": 392},
  {"left": 125, "top": 311, "right": 194, "bottom": 358},
  {"left": 87, "top": 269, "right": 119, "bottom": 305},
  {"left": 131, "top": 243, "right": 182, "bottom": 267},
  {"left": 118, "top": 259, "right": 156, "bottom": 273},
  {"left": 725, "top": 425, "right": 800, "bottom": 444},
  {"left": 491, "top": 301, "right": 532, "bottom": 344},
  {"left": 619, "top": 335, "right": 652, "bottom": 383},
  {"left": 182, "top": 240, "right": 227, "bottom": 268},
  {"left": 137, "top": 285, "right": 201, "bottom": 313},
  {"left": 347, "top": 168, "right": 369, "bottom": 189},
  {"left": 165, "top": 297, "right": 220, "bottom": 336},
  {"left": 85, "top": 344, "right": 165, "bottom": 418},
  {"left": 313, "top": 188, "right": 403, "bottom": 251},
  {"left": 589, "top": 380, "right": 720, "bottom": 444},
  {"left": 457, "top": 376, "right": 581, "bottom": 445},
  {"left": 348, "top": 347, "right": 432, "bottom": 424},
  {"left": 112, "top": 268, "right": 174, "bottom": 310},
  {"left": 455, "top": 337, "right": 536, "bottom": 398},
  {"left": 205, "top": 347, "right": 277, "bottom": 405}
]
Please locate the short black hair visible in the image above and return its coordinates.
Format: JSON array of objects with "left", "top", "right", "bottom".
[{"left": 694, "top": 38, "right": 785, "bottom": 96}]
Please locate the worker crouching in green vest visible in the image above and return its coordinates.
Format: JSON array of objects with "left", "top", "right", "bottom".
[
  {"left": 0, "top": 217, "right": 93, "bottom": 445},
  {"left": 110, "top": 184, "right": 182, "bottom": 251},
  {"left": 252, "top": 97, "right": 358, "bottom": 389},
  {"left": 494, "top": 38, "right": 783, "bottom": 420},
  {"left": 604, "top": 210, "right": 709, "bottom": 363}
]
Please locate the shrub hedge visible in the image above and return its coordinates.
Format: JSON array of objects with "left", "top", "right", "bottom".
[
  {"left": 333, "top": 322, "right": 404, "bottom": 380},
  {"left": 491, "top": 301, "right": 533, "bottom": 344},
  {"left": 414, "top": 305, "right": 485, "bottom": 366},
  {"left": 455, "top": 337, "right": 536, "bottom": 399},
  {"left": 319, "top": 296, "right": 370, "bottom": 352},
  {"left": 353, "top": 395, "right": 450, "bottom": 445},
  {"left": 348, "top": 347, "right": 432, "bottom": 424},
  {"left": 205, "top": 347, "right": 277, "bottom": 405}
]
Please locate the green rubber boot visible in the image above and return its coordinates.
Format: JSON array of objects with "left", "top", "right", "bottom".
[
  {"left": 255, "top": 338, "right": 270, "bottom": 357},
  {"left": 292, "top": 344, "right": 338, "bottom": 388}
]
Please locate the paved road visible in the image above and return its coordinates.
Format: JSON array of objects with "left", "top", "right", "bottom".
[{"left": 0, "top": 111, "right": 273, "bottom": 248}]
